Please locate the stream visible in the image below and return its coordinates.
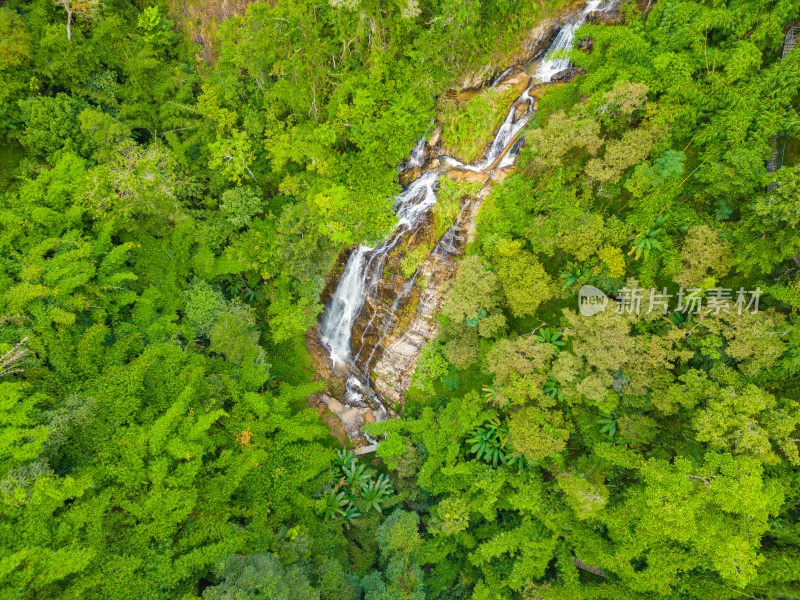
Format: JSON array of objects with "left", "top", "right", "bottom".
[{"left": 317, "top": 0, "right": 611, "bottom": 442}]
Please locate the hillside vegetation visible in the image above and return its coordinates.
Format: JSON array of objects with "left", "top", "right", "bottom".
[{"left": 1, "top": 0, "right": 799, "bottom": 599}]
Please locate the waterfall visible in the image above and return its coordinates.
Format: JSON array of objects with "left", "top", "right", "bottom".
[
  {"left": 320, "top": 245, "right": 371, "bottom": 366},
  {"left": 407, "top": 135, "right": 427, "bottom": 167},
  {"left": 320, "top": 172, "right": 439, "bottom": 368},
  {"left": 536, "top": 0, "right": 605, "bottom": 83},
  {"left": 318, "top": 0, "right": 604, "bottom": 427},
  {"left": 480, "top": 85, "right": 532, "bottom": 169}
]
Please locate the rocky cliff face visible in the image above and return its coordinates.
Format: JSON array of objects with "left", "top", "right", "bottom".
[{"left": 369, "top": 185, "right": 493, "bottom": 406}]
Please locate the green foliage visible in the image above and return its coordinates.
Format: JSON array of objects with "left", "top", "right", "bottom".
[
  {"left": 466, "top": 416, "right": 515, "bottom": 466},
  {"left": 184, "top": 278, "right": 228, "bottom": 337},
  {"left": 318, "top": 450, "right": 395, "bottom": 525},
  {"left": 595, "top": 413, "right": 617, "bottom": 439},
  {"left": 440, "top": 87, "right": 520, "bottom": 163},
  {"left": 400, "top": 245, "right": 429, "bottom": 279},
  {"left": 220, "top": 186, "right": 263, "bottom": 229},
  {"left": 410, "top": 341, "right": 450, "bottom": 395},
  {"left": 204, "top": 554, "right": 320, "bottom": 600},
  {"left": 4, "top": 0, "right": 800, "bottom": 598},
  {"left": 628, "top": 213, "right": 669, "bottom": 260},
  {"left": 433, "top": 177, "right": 480, "bottom": 238},
  {"left": 441, "top": 255, "right": 502, "bottom": 323},
  {"left": 534, "top": 328, "right": 565, "bottom": 354},
  {"left": 361, "top": 474, "right": 395, "bottom": 514},
  {"left": 397, "top": 2, "right": 800, "bottom": 598},
  {"left": 19, "top": 94, "right": 92, "bottom": 161},
  {"left": 136, "top": 6, "right": 174, "bottom": 47}
]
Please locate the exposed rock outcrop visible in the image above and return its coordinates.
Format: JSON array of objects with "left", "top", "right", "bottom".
[
  {"left": 400, "top": 166, "right": 423, "bottom": 185},
  {"left": 370, "top": 192, "right": 490, "bottom": 405},
  {"left": 550, "top": 66, "right": 587, "bottom": 83},
  {"left": 446, "top": 168, "right": 490, "bottom": 184},
  {"left": 495, "top": 68, "right": 532, "bottom": 94},
  {"left": 454, "top": 4, "right": 584, "bottom": 91}
]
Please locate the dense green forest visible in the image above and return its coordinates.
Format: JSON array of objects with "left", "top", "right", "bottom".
[{"left": 2, "top": 0, "right": 800, "bottom": 598}]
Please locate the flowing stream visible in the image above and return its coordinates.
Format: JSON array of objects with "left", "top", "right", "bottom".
[{"left": 318, "top": 0, "right": 607, "bottom": 428}]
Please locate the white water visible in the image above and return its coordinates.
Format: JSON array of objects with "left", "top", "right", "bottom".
[
  {"left": 320, "top": 172, "right": 439, "bottom": 367},
  {"left": 319, "top": 0, "right": 602, "bottom": 417},
  {"left": 535, "top": 0, "right": 605, "bottom": 83},
  {"left": 408, "top": 135, "right": 427, "bottom": 167},
  {"left": 320, "top": 245, "right": 371, "bottom": 366},
  {"left": 480, "top": 85, "right": 532, "bottom": 169}
]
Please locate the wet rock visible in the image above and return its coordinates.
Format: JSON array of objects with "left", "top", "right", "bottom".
[
  {"left": 549, "top": 66, "right": 587, "bottom": 83},
  {"left": 494, "top": 67, "right": 531, "bottom": 94},
  {"left": 400, "top": 166, "right": 422, "bottom": 185},
  {"left": 339, "top": 406, "right": 365, "bottom": 438},
  {"left": 312, "top": 8, "right": 599, "bottom": 413},
  {"left": 369, "top": 194, "right": 482, "bottom": 406},
  {"left": 446, "top": 168, "right": 490, "bottom": 184},
  {"left": 577, "top": 36, "right": 593, "bottom": 53},
  {"left": 453, "top": 6, "right": 576, "bottom": 91},
  {"left": 325, "top": 396, "right": 345, "bottom": 415},
  {"left": 590, "top": 0, "right": 623, "bottom": 24},
  {"left": 304, "top": 326, "right": 347, "bottom": 395},
  {"left": 526, "top": 23, "right": 562, "bottom": 62},
  {"left": 350, "top": 434, "right": 371, "bottom": 449},
  {"left": 428, "top": 125, "right": 442, "bottom": 149},
  {"left": 452, "top": 1, "right": 622, "bottom": 91}
]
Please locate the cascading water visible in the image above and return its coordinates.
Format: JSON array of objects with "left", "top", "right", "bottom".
[
  {"left": 480, "top": 85, "right": 533, "bottom": 169},
  {"left": 320, "top": 245, "right": 371, "bottom": 366},
  {"left": 320, "top": 172, "right": 439, "bottom": 369},
  {"left": 407, "top": 135, "right": 427, "bottom": 168},
  {"left": 535, "top": 0, "right": 606, "bottom": 82},
  {"left": 318, "top": 0, "right": 606, "bottom": 437}
]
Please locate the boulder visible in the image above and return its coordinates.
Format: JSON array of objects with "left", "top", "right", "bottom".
[
  {"left": 525, "top": 23, "right": 562, "bottom": 62},
  {"left": 326, "top": 397, "right": 345, "bottom": 415},
  {"left": 549, "top": 66, "right": 587, "bottom": 83},
  {"left": 400, "top": 166, "right": 422, "bottom": 185},
  {"left": 339, "top": 406, "right": 365, "bottom": 439},
  {"left": 494, "top": 67, "right": 531, "bottom": 94},
  {"left": 446, "top": 168, "right": 489, "bottom": 184},
  {"left": 428, "top": 125, "right": 442, "bottom": 149},
  {"left": 590, "top": 1, "right": 624, "bottom": 25}
]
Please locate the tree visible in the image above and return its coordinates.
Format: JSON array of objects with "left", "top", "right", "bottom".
[
  {"left": 52, "top": 0, "right": 101, "bottom": 41},
  {"left": 493, "top": 239, "right": 554, "bottom": 318},
  {"left": 204, "top": 554, "right": 320, "bottom": 600}
]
